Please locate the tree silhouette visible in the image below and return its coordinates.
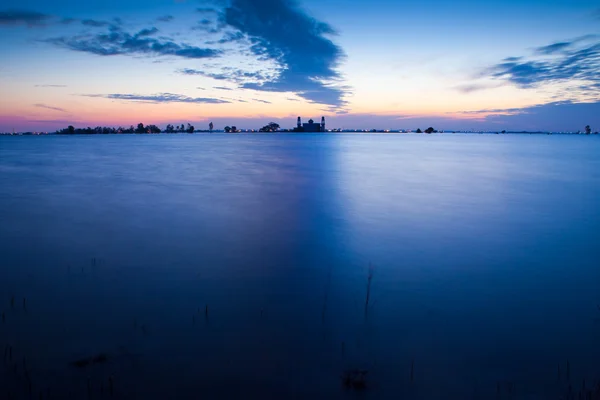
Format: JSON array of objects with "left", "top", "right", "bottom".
[
  {"left": 224, "top": 126, "right": 231, "bottom": 133},
  {"left": 585, "top": 125, "right": 591, "bottom": 134},
  {"left": 186, "top": 123, "right": 194, "bottom": 133},
  {"left": 259, "top": 122, "right": 280, "bottom": 132},
  {"left": 416, "top": 128, "right": 422, "bottom": 133},
  {"left": 147, "top": 125, "right": 161, "bottom": 133},
  {"left": 209, "top": 122, "right": 214, "bottom": 132},
  {"left": 425, "top": 127, "right": 436, "bottom": 134},
  {"left": 67, "top": 125, "right": 75, "bottom": 134}
]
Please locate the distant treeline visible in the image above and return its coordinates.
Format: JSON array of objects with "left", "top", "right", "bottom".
[{"left": 56, "top": 123, "right": 195, "bottom": 134}]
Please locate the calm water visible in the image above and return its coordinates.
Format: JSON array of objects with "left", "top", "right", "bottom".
[{"left": 1, "top": 133, "right": 600, "bottom": 399}]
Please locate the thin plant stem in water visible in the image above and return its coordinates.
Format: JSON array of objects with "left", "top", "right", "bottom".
[
  {"left": 364, "top": 264, "right": 374, "bottom": 317},
  {"left": 322, "top": 268, "right": 332, "bottom": 323}
]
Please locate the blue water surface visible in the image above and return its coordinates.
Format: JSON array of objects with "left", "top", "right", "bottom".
[{"left": 1, "top": 133, "right": 599, "bottom": 399}]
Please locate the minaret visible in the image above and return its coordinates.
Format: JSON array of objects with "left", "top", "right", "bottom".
[
  {"left": 321, "top": 116, "right": 326, "bottom": 132},
  {"left": 297, "top": 116, "right": 302, "bottom": 129}
]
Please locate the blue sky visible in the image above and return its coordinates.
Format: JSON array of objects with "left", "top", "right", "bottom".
[{"left": 1, "top": 0, "right": 599, "bottom": 131}]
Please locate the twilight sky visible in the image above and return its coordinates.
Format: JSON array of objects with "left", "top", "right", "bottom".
[{"left": 1, "top": 0, "right": 599, "bottom": 131}]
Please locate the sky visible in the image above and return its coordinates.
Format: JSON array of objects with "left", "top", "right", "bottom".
[{"left": 1, "top": 0, "right": 599, "bottom": 131}]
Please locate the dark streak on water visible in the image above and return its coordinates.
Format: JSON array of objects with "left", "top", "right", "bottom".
[{"left": 1, "top": 133, "right": 600, "bottom": 399}]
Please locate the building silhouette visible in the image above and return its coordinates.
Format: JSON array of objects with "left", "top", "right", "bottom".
[{"left": 294, "top": 116, "right": 326, "bottom": 132}]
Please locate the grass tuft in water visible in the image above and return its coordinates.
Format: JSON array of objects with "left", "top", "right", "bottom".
[{"left": 342, "top": 369, "right": 368, "bottom": 390}]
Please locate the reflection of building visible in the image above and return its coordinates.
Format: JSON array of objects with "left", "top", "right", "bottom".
[{"left": 293, "top": 116, "right": 326, "bottom": 132}]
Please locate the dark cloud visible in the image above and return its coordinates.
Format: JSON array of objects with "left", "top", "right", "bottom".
[
  {"left": 214, "top": 86, "right": 234, "bottom": 90},
  {"left": 34, "top": 103, "right": 67, "bottom": 112},
  {"left": 214, "top": 31, "right": 245, "bottom": 44},
  {"left": 136, "top": 27, "right": 159, "bottom": 37},
  {"left": 219, "top": 0, "right": 348, "bottom": 108},
  {"left": 190, "top": 16, "right": 223, "bottom": 34},
  {"left": 157, "top": 15, "right": 174, "bottom": 22},
  {"left": 252, "top": 98, "right": 271, "bottom": 104},
  {"left": 82, "top": 92, "right": 230, "bottom": 104},
  {"left": 486, "top": 36, "right": 600, "bottom": 90},
  {"left": 0, "top": 10, "right": 51, "bottom": 27},
  {"left": 46, "top": 25, "right": 221, "bottom": 59},
  {"left": 81, "top": 19, "right": 110, "bottom": 27},
  {"left": 35, "top": 84, "right": 67, "bottom": 87},
  {"left": 60, "top": 18, "right": 77, "bottom": 25}
]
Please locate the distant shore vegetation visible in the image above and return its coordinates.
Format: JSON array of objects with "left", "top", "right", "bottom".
[
  {"left": 2, "top": 123, "right": 597, "bottom": 135},
  {"left": 56, "top": 123, "right": 197, "bottom": 134}
]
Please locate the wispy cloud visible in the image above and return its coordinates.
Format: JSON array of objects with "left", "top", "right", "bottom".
[
  {"left": 178, "top": 67, "right": 274, "bottom": 85},
  {"left": 179, "top": 68, "right": 204, "bottom": 75},
  {"left": 534, "top": 42, "right": 572, "bottom": 55},
  {"left": 454, "top": 106, "right": 529, "bottom": 117},
  {"left": 454, "top": 82, "right": 504, "bottom": 93},
  {"left": 214, "top": 86, "right": 234, "bottom": 90},
  {"left": 82, "top": 93, "right": 230, "bottom": 104},
  {"left": 0, "top": 10, "right": 51, "bottom": 27},
  {"left": 157, "top": 15, "right": 174, "bottom": 22},
  {"left": 35, "top": 84, "right": 67, "bottom": 88},
  {"left": 485, "top": 35, "right": 600, "bottom": 96},
  {"left": 46, "top": 25, "right": 221, "bottom": 59},
  {"left": 27, "top": 119, "right": 75, "bottom": 124},
  {"left": 34, "top": 103, "right": 67, "bottom": 112},
  {"left": 217, "top": 0, "right": 349, "bottom": 108},
  {"left": 252, "top": 98, "right": 272, "bottom": 104}
]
